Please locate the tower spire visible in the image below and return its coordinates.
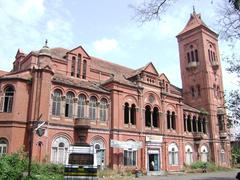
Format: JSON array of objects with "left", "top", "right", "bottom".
[{"left": 193, "top": 5, "right": 196, "bottom": 15}]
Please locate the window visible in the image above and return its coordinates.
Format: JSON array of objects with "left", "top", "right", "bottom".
[
  {"left": 124, "top": 103, "right": 129, "bottom": 124},
  {"left": 220, "top": 149, "right": 225, "bottom": 163},
  {"left": 65, "top": 92, "right": 74, "bottom": 118},
  {"left": 185, "top": 145, "right": 193, "bottom": 165},
  {"left": 183, "top": 114, "right": 186, "bottom": 131},
  {"left": 52, "top": 90, "right": 61, "bottom": 116},
  {"left": 202, "top": 118, "right": 207, "bottom": 134},
  {"left": 0, "top": 138, "right": 8, "bottom": 156},
  {"left": 167, "top": 111, "right": 176, "bottom": 130},
  {"left": 0, "top": 86, "right": 14, "bottom": 113},
  {"left": 218, "top": 114, "right": 224, "bottom": 131},
  {"left": 208, "top": 44, "right": 217, "bottom": 62},
  {"left": 130, "top": 104, "right": 136, "bottom": 125},
  {"left": 187, "top": 115, "right": 192, "bottom": 132},
  {"left": 82, "top": 60, "right": 87, "bottom": 79},
  {"left": 191, "top": 86, "right": 195, "bottom": 97},
  {"left": 167, "top": 111, "right": 171, "bottom": 129},
  {"left": 198, "top": 117, "right": 202, "bottom": 132},
  {"left": 168, "top": 143, "right": 179, "bottom": 165},
  {"left": 171, "top": 111, "right": 176, "bottom": 130},
  {"left": 89, "top": 96, "right": 97, "bottom": 120},
  {"left": 77, "top": 95, "right": 86, "bottom": 118},
  {"left": 197, "top": 84, "right": 201, "bottom": 96},
  {"left": 77, "top": 54, "right": 81, "bottom": 78},
  {"left": 195, "top": 49, "right": 199, "bottom": 62},
  {"left": 145, "top": 106, "right": 151, "bottom": 127},
  {"left": 124, "top": 149, "right": 136, "bottom": 166},
  {"left": 192, "top": 116, "right": 197, "bottom": 132},
  {"left": 200, "top": 145, "right": 208, "bottom": 162},
  {"left": 186, "top": 45, "right": 199, "bottom": 65},
  {"left": 51, "top": 137, "right": 70, "bottom": 164},
  {"left": 91, "top": 138, "right": 105, "bottom": 167},
  {"left": 71, "top": 56, "right": 76, "bottom": 76},
  {"left": 100, "top": 99, "right": 107, "bottom": 121},
  {"left": 152, "top": 107, "right": 159, "bottom": 128}
]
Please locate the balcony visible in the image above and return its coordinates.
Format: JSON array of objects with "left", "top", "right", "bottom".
[
  {"left": 193, "top": 132, "right": 204, "bottom": 140},
  {"left": 211, "top": 61, "right": 219, "bottom": 70},
  {"left": 219, "top": 131, "right": 228, "bottom": 139},
  {"left": 74, "top": 118, "right": 91, "bottom": 129},
  {"left": 186, "top": 61, "right": 197, "bottom": 71}
]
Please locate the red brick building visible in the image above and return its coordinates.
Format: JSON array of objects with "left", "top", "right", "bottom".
[{"left": 0, "top": 11, "right": 230, "bottom": 173}]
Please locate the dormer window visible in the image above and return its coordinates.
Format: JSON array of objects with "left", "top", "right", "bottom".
[{"left": 82, "top": 60, "right": 87, "bottom": 79}]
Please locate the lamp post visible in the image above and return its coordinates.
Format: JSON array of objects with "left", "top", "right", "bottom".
[{"left": 27, "top": 114, "right": 45, "bottom": 177}]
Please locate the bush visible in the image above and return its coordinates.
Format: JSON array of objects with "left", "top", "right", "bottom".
[{"left": 0, "top": 149, "right": 28, "bottom": 180}]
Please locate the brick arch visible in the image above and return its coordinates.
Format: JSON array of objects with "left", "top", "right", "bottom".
[
  {"left": 51, "top": 86, "right": 64, "bottom": 94},
  {"left": 123, "top": 95, "right": 138, "bottom": 106},
  {"left": 90, "top": 136, "right": 106, "bottom": 149},
  {"left": 88, "top": 93, "right": 100, "bottom": 101},
  {"left": 65, "top": 89, "right": 77, "bottom": 97},
  {"left": 51, "top": 133, "right": 73, "bottom": 145},
  {"left": 166, "top": 104, "right": 176, "bottom": 112},
  {"left": 143, "top": 91, "right": 161, "bottom": 106}
]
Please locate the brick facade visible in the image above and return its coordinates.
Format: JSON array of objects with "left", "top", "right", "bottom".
[{"left": 0, "top": 11, "right": 231, "bottom": 173}]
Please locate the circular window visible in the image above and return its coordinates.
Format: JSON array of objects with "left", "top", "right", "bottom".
[{"left": 149, "top": 95, "right": 155, "bottom": 103}]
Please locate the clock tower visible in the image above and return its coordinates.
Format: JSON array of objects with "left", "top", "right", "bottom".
[{"left": 177, "top": 10, "right": 230, "bottom": 166}]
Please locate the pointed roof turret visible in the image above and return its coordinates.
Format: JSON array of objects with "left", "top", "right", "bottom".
[{"left": 177, "top": 9, "right": 217, "bottom": 37}]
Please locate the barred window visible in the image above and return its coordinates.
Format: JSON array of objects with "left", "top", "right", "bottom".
[
  {"left": 77, "top": 94, "right": 86, "bottom": 118},
  {"left": 51, "top": 137, "right": 70, "bottom": 164},
  {"left": 0, "top": 86, "right": 14, "bottom": 113},
  {"left": 65, "top": 92, "right": 74, "bottom": 118},
  {"left": 89, "top": 96, "right": 97, "bottom": 120},
  {"left": 52, "top": 90, "right": 62, "bottom": 116},
  {"left": 100, "top": 99, "right": 107, "bottom": 121}
]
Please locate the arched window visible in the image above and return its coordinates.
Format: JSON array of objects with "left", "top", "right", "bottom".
[
  {"left": 1, "top": 86, "right": 14, "bottom": 113},
  {"left": 167, "top": 111, "right": 171, "bottom": 129},
  {"left": 77, "top": 94, "right": 86, "bottom": 118},
  {"left": 208, "top": 44, "right": 217, "bottom": 62},
  {"left": 183, "top": 114, "right": 186, "bottom": 132},
  {"left": 220, "top": 149, "right": 225, "bottom": 163},
  {"left": 171, "top": 111, "right": 176, "bottom": 130},
  {"left": 52, "top": 90, "right": 62, "bottom": 116},
  {"left": 71, "top": 56, "right": 76, "bottom": 76},
  {"left": 124, "top": 103, "right": 129, "bottom": 124},
  {"left": 185, "top": 145, "right": 193, "bottom": 165},
  {"left": 65, "top": 92, "right": 74, "bottom": 118},
  {"left": 130, "top": 104, "right": 136, "bottom": 125},
  {"left": 203, "top": 118, "right": 207, "bottom": 134},
  {"left": 186, "top": 45, "right": 199, "bottom": 63},
  {"left": 77, "top": 54, "right": 81, "bottom": 78},
  {"left": 168, "top": 143, "right": 179, "bottom": 165},
  {"left": 200, "top": 145, "right": 208, "bottom": 162},
  {"left": 91, "top": 138, "right": 105, "bottom": 167},
  {"left": 152, "top": 107, "right": 159, "bottom": 128},
  {"left": 100, "top": 99, "right": 107, "bottom": 121},
  {"left": 89, "top": 96, "right": 97, "bottom": 120},
  {"left": 82, "top": 60, "right": 87, "bottom": 79},
  {"left": 51, "top": 137, "right": 70, "bottom": 164},
  {"left": 145, "top": 105, "right": 151, "bottom": 127},
  {"left": 198, "top": 117, "right": 202, "bottom": 132},
  {"left": 0, "top": 138, "right": 8, "bottom": 156},
  {"left": 187, "top": 115, "right": 192, "bottom": 132},
  {"left": 124, "top": 140, "right": 137, "bottom": 166},
  {"left": 192, "top": 116, "right": 197, "bottom": 132}
]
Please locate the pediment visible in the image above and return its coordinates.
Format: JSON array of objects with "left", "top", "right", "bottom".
[
  {"left": 143, "top": 62, "right": 159, "bottom": 76},
  {"left": 159, "top": 73, "right": 170, "bottom": 83},
  {"left": 68, "top": 45, "right": 90, "bottom": 59}
]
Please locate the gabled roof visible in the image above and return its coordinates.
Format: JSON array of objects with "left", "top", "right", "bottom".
[
  {"left": 177, "top": 11, "right": 217, "bottom": 37},
  {"left": 0, "top": 70, "right": 8, "bottom": 77},
  {"left": 128, "top": 62, "right": 159, "bottom": 78},
  {"left": 159, "top": 73, "right": 170, "bottom": 83},
  {"left": 68, "top": 45, "right": 91, "bottom": 59},
  {"left": 183, "top": 103, "right": 200, "bottom": 113}
]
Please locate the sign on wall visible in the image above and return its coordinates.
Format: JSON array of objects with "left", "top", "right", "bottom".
[
  {"left": 146, "top": 135, "right": 163, "bottom": 143},
  {"left": 110, "top": 140, "right": 142, "bottom": 149}
]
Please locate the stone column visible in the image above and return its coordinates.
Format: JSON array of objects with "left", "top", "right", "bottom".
[
  {"left": 60, "top": 95, "right": 66, "bottom": 117},
  {"left": 73, "top": 97, "right": 78, "bottom": 118}
]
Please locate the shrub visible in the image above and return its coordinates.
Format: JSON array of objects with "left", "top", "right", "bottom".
[{"left": 0, "top": 148, "right": 28, "bottom": 180}]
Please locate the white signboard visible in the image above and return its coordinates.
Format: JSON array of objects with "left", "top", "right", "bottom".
[
  {"left": 146, "top": 135, "right": 163, "bottom": 143},
  {"left": 110, "top": 140, "right": 142, "bottom": 150}
]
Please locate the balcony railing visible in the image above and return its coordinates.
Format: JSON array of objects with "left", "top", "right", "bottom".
[
  {"left": 186, "top": 61, "right": 197, "bottom": 70},
  {"left": 74, "top": 118, "right": 91, "bottom": 128},
  {"left": 219, "top": 131, "right": 228, "bottom": 139}
]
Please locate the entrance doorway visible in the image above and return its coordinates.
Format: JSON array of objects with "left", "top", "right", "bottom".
[{"left": 148, "top": 154, "right": 159, "bottom": 171}]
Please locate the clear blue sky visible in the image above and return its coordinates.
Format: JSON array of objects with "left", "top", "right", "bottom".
[{"left": 0, "top": 0, "right": 238, "bottom": 91}]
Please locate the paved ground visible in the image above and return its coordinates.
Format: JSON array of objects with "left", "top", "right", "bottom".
[
  {"left": 100, "top": 170, "right": 240, "bottom": 180},
  {"left": 137, "top": 170, "right": 239, "bottom": 180}
]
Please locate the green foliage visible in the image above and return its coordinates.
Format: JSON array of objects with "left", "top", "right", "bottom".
[
  {"left": 188, "top": 161, "right": 231, "bottom": 172},
  {"left": 232, "top": 145, "right": 240, "bottom": 165},
  {"left": 0, "top": 148, "right": 28, "bottom": 180},
  {"left": 0, "top": 149, "right": 64, "bottom": 180}
]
